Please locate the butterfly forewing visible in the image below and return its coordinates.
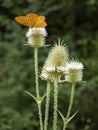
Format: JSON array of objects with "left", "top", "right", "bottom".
[
  {"left": 26, "top": 13, "right": 38, "bottom": 19},
  {"left": 15, "top": 16, "right": 30, "bottom": 26},
  {"left": 26, "top": 13, "right": 38, "bottom": 22},
  {"left": 26, "top": 13, "right": 39, "bottom": 27}
]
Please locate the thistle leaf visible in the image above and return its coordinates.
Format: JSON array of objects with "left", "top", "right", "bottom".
[
  {"left": 23, "top": 44, "right": 29, "bottom": 45},
  {"left": 58, "top": 110, "right": 67, "bottom": 122},
  {"left": 25, "top": 90, "right": 46, "bottom": 104},
  {"left": 37, "top": 94, "right": 46, "bottom": 103},
  {"left": 67, "top": 111, "right": 78, "bottom": 123},
  {"left": 25, "top": 90, "right": 38, "bottom": 102}
]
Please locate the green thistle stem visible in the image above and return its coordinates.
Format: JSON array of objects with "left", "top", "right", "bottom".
[
  {"left": 63, "top": 83, "right": 75, "bottom": 130},
  {"left": 34, "top": 47, "right": 39, "bottom": 98},
  {"left": 53, "top": 76, "right": 59, "bottom": 130},
  {"left": 44, "top": 80, "right": 51, "bottom": 130},
  {"left": 63, "top": 123, "right": 67, "bottom": 130},
  {"left": 38, "top": 103, "right": 43, "bottom": 130},
  {"left": 66, "top": 83, "right": 75, "bottom": 119},
  {"left": 34, "top": 47, "right": 43, "bottom": 130}
]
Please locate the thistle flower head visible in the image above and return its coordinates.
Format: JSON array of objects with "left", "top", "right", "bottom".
[
  {"left": 41, "top": 66, "right": 67, "bottom": 81},
  {"left": 41, "top": 39, "right": 69, "bottom": 80},
  {"left": 26, "top": 27, "right": 47, "bottom": 48},
  {"left": 47, "top": 39, "right": 69, "bottom": 67},
  {"left": 26, "top": 27, "right": 47, "bottom": 37},
  {"left": 41, "top": 70, "right": 52, "bottom": 81},
  {"left": 66, "top": 59, "right": 84, "bottom": 83}
]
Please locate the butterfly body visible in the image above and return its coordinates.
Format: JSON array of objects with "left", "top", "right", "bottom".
[{"left": 15, "top": 13, "right": 47, "bottom": 28}]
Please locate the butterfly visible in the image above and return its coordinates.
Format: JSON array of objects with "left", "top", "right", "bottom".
[{"left": 15, "top": 13, "right": 47, "bottom": 28}]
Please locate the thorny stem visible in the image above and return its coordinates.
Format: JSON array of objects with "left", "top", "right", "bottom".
[
  {"left": 34, "top": 47, "right": 43, "bottom": 130},
  {"left": 64, "top": 83, "right": 75, "bottom": 130},
  {"left": 38, "top": 103, "right": 43, "bottom": 130},
  {"left": 44, "top": 81, "right": 51, "bottom": 130},
  {"left": 53, "top": 76, "right": 59, "bottom": 130},
  {"left": 63, "top": 123, "right": 67, "bottom": 130},
  {"left": 66, "top": 83, "right": 75, "bottom": 119},
  {"left": 34, "top": 47, "right": 39, "bottom": 98}
]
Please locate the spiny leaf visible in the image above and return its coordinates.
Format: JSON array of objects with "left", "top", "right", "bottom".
[
  {"left": 43, "top": 44, "right": 51, "bottom": 47},
  {"left": 23, "top": 44, "right": 33, "bottom": 47},
  {"left": 25, "top": 90, "right": 46, "bottom": 104},
  {"left": 67, "top": 111, "right": 78, "bottom": 123},
  {"left": 58, "top": 110, "right": 67, "bottom": 122},
  {"left": 37, "top": 94, "right": 46, "bottom": 103},
  {"left": 23, "top": 44, "right": 29, "bottom": 45},
  {"left": 25, "top": 90, "right": 37, "bottom": 102}
]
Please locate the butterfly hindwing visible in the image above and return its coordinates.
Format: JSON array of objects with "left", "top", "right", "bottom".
[
  {"left": 34, "top": 21, "right": 47, "bottom": 28},
  {"left": 37, "top": 16, "right": 46, "bottom": 21},
  {"left": 34, "top": 16, "right": 47, "bottom": 28}
]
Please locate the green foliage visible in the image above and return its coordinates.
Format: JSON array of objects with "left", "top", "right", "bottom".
[{"left": 0, "top": 0, "right": 98, "bottom": 130}]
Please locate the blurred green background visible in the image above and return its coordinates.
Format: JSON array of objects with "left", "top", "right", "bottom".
[{"left": 0, "top": 0, "right": 98, "bottom": 130}]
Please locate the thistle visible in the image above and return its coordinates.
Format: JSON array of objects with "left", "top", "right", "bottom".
[
  {"left": 42, "top": 39, "right": 69, "bottom": 130},
  {"left": 15, "top": 13, "right": 47, "bottom": 130},
  {"left": 66, "top": 60, "right": 84, "bottom": 83},
  {"left": 63, "top": 59, "right": 84, "bottom": 130},
  {"left": 26, "top": 27, "right": 47, "bottom": 48}
]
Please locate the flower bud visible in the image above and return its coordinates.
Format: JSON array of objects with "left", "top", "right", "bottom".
[
  {"left": 41, "top": 40, "right": 69, "bottom": 80},
  {"left": 66, "top": 60, "right": 84, "bottom": 83},
  {"left": 26, "top": 27, "right": 47, "bottom": 48},
  {"left": 47, "top": 40, "right": 69, "bottom": 67}
]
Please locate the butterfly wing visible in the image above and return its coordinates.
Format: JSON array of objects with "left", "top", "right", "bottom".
[
  {"left": 34, "top": 21, "right": 47, "bottom": 28},
  {"left": 38, "top": 16, "right": 46, "bottom": 21},
  {"left": 15, "top": 13, "right": 39, "bottom": 27},
  {"left": 15, "top": 14, "right": 47, "bottom": 28},
  {"left": 34, "top": 16, "right": 47, "bottom": 28},
  {"left": 26, "top": 13, "right": 38, "bottom": 21},
  {"left": 15, "top": 16, "right": 30, "bottom": 26},
  {"left": 26, "top": 13, "right": 39, "bottom": 27}
]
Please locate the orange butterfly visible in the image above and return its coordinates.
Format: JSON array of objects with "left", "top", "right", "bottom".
[{"left": 15, "top": 13, "right": 47, "bottom": 28}]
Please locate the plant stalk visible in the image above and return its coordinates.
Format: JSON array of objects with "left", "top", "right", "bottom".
[
  {"left": 34, "top": 47, "right": 43, "bottom": 130},
  {"left": 63, "top": 123, "right": 67, "bottom": 130},
  {"left": 34, "top": 47, "right": 39, "bottom": 98},
  {"left": 53, "top": 76, "right": 59, "bottom": 130},
  {"left": 63, "top": 83, "right": 75, "bottom": 130},
  {"left": 44, "top": 80, "right": 51, "bottom": 130},
  {"left": 66, "top": 83, "right": 75, "bottom": 119}
]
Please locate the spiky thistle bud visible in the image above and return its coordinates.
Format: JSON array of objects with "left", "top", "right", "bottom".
[
  {"left": 48, "top": 40, "right": 68, "bottom": 67},
  {"left": 66, "top": 60, "right": 84, "bottom": 83},
  {"left": 26, "top": 27, "right": 47, "bottom": 48},
  {"left": 41, "top": 40, "right": 69, "bottom": 80}
]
